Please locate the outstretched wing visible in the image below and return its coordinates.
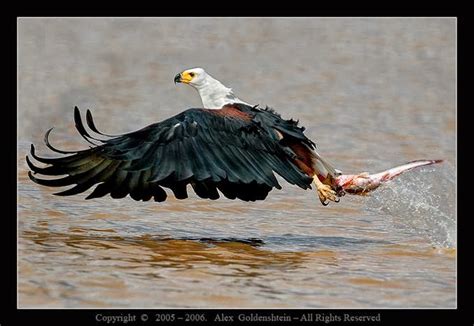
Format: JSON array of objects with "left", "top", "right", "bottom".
[{"left": 27, "top": 105, "right": 313, "bottom": 202}]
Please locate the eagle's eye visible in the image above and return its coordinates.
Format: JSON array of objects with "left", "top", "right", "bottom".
[{"left": 189, "top": 72, "right": 195, "bottom": 77}]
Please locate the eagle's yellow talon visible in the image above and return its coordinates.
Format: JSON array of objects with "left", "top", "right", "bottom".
[{"left": 314, "top": 176, "right": 340, "bottom": 206}]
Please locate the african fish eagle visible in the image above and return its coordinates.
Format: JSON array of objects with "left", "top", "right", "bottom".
[{"left": 27, "top": 72, "right": 343, "bottom": 205}]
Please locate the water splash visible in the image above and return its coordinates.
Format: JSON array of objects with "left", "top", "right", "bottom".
[{"left": 365, "top": 162, "right": 456, "bottom": 248}]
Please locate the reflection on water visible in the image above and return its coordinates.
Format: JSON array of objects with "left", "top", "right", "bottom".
[
  {"left": 19, "top": 224, "right": 455, "bottom": 308},
  {"left": 18, "top": 18, "right": 455, "bottom": 308},
  {"left": 23, "top": 230, "right": 306, "bottom": 271}
]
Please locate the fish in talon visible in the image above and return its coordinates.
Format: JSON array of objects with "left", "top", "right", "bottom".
[{"left": 334, "top": 160, "right": 443, "bottom": 195}]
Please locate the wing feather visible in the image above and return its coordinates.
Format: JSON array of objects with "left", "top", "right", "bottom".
[{"left": 27, "top": 105, "right": 314, "bottom": 202}]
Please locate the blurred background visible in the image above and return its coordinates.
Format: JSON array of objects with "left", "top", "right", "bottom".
[{"left": 18, "top": 18, "right": 455, "bottom": 308}]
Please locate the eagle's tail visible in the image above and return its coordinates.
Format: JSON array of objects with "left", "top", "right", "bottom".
[
  {"left": 311, "top": 150, "right": 345, "bottom": 195},
  {"left": 309, "top": 150, "right": 346, "bottom": 205}
]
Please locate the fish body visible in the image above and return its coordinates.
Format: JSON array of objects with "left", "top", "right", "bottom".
[{"left": 335, "top": 160, "right": 443, "bottom": 195}]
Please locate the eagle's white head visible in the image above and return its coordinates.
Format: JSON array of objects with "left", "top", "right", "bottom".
[
  {"left": 174, "top": 67, "right": 208, "bottom": 87},
  {"left": 174, "top": 67, "right": 250, "bottom": 109}
]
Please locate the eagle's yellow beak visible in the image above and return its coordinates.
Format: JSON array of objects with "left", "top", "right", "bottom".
[{"left": 174, "top": 71, "right": 194, "bottom": 84}]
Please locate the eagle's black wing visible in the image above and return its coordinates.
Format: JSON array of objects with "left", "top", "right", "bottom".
[{"left": 27, "top": 105, "right": 313, "bottom": 202}]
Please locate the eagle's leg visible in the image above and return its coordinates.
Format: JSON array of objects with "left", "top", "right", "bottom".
[{"left": 313, "top": 175, "right": 339, "bottom": 206}]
